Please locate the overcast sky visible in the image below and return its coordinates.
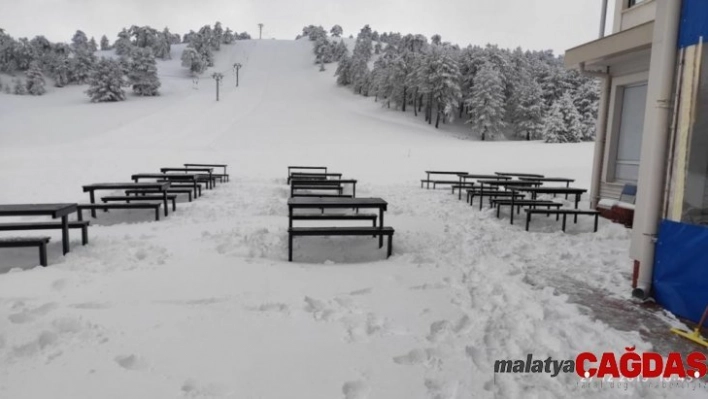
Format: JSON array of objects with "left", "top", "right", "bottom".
[{"left": 0, "top": 0, "right": 611, "bottom": 53}]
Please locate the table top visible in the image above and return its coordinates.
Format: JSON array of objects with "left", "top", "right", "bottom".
[
  {"left": 288, "top": 197, "right": 387, "bottom": 207},
  {"left": 518, "top": 177, "right": 575, "bottom": 182},
  {"left": 495, "top": 172, "right": 545, "bottom": 178},
  {"left": 512, "top": 187, "right": 587, "bottom": 194},
  {"left": 290, "top": 172, "right": 342, "bottom": 177},
  {"left": 477, "top": 180, "right": 540, "bottom": 186},
  {"left": 425, "top": 171, "right": 468, "bottom": 175},
  {"left": 161, "top": 167, "right": 213, "bottom": 173},
  {"left": 291, "top": 179, "right": 357, "bottom": 184},
  {"left": 132, "top": 173, "right": 202, "bottom": 180},
  {"left": 184, "top": 163, "right": 227, "bottom": 168},
  {"left": 461, "top": 174, "right": 512, "bottom": 180},
  {"left": 83, "top": 182, "right": 170, "bottom": 191},
  {"left": 288, "top": 166, "right": 327, "bottom": 170},
  {"left": 0, "top": 203, "right": 77, "bottom": 218}
]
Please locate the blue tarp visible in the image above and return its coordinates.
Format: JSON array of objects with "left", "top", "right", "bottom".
[
  {"left": 653, "top": 220, "right": 708, "bottom": 323},
  {"left": 678, "top": 0, "right": 708, "bottom": 49}
]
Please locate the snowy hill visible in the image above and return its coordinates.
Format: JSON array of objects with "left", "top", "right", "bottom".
[{"left": 0, "top": 40, "right": 695, "bottom": 399}]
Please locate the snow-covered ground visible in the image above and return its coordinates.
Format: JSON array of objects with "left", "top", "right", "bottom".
[{"left": 0, "top": 39, "right": 703, "bottom": 398}]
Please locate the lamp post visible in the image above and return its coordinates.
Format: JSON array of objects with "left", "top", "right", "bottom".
[
  {"left": 212, "top": 72, "right": 224, "bottom": 101},
  {"left": 233, "top": 63, "right": 242, "bottom": 87}
]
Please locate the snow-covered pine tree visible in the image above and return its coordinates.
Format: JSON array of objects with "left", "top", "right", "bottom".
[
  {"left": 574, "top": 79, "right": 600, "bottom": 140},
  {"left": 52, "top": 56, "right": 71, "bottom": 87},
  {"left": 70, "top": 50, "right": 96, "bottom": 84},
  {"left": 223, "top": 28, "right": 235, "bottom": 44},
  {"left": 100, "top": 35, "right": 110, "bottom": 50},
  {"left": 542, "top": 92, "right": 583, "bottom": 143},
  {"left": 13, "top": 38, "right": 36, "bottom": 71},
  {"left": 348, "top": 25, "right": 374, "bottom": 94},
  {"left": 181, "top": 46, "right": 206, "bottom": 76},
  {"left": 428, "top": 47, "right": 462, "bottom": 128},
  {"left": 71, "top": 30, "right": 89, "bottom": 52},
  {"left": 514, "top": 75, "right": 544, "bottom": 140},
  {"left": 333, "top": 40, "right": 348, "bottom": 61},
  {"left": 466, "top": 63, "right": 505, "bottom": 140},
  {"left": 25, "top": 61, "right": 46, "bottom": 95},
  {"left": 114, "top": 28, "right": 133, "bottom": 56},
  {"left": 153, "top": 29, "right": 172, "bottom": 60},
  {"left": 89, "top": 37, "right": 98, "bottom": 52},
  {"left": 86, "top": 57, "right": 125, "bottom": 102},
  {"left": 212, "top": 22, "right": 223, "bottom": 51},
  {"left": 330, "top": 25, "right": 343, "bottom": 38},
  {"left": 13, "top": 78, "right": 27, "bottom": 95},
  {"left": 335, "top": 54, "right": 352, "bottom": 86},
  {"left": 237, "top": 32, "right": 251, "bottom": 40},
  {"left": 128, "top": 48, "right": 160, "bottom": 96}
]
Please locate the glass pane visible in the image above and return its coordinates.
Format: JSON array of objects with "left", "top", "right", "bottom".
[
  {"left": 615, "top": 163, "right": 639, "bottom": 182},
  {"left": 616, "top": 84, "right": 648, "bottom": 163}
]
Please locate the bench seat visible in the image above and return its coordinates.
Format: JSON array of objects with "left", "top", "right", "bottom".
[
  {"left": 291, "top": 213, "right": 377, "bottom": 225},
  {"left": 125, "top": 188, "right": 192, "bottom": 202},
  {"left": 102, "top": 195, "right": 178, "bottom": 212},
  {"left": 288, "top": 226, "right": 394, "bottom": 261},
  {"left": 291, "top": 193, "right": 353, "bottom": 198},
  {"left": 77, "top": 203, "right": 162, "bottom": 221},
  {"left": 524, "top": 209, "right": 600, "bottom": 232},
  {"left": 0, "top": 236, "right": 51, "bottom": 266},
  {"left": 467, "top": 190, "right": 525, "bottom": 206},
  {"left": 0, "top": 221, "right": 90, "bottom": 245},
  {"left": 420, "top": 179, "right": 462, "bottom": 189},
  {"left": 491, "top": 199, "right": 563, "bottom": 219}
]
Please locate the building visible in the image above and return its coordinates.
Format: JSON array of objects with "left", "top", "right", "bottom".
[{"left": 565, "top": 0, "right": 708, "bottom": 323}]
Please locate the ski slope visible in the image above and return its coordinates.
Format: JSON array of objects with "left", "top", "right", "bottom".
[{"left": 0, "top": 39, "right": 700, "bottom": 399}]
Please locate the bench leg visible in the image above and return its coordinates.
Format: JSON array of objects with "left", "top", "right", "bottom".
[
  {"left": 77, "top": 209, "right": 83, "bottom": 222},
  {"left": 288, "top": 233, "right": 293, "bottom": 262},
  {"left": 39, "top": 243, "right": 48, "bottom": 267},
  {"left": 387, "top": 234, "right": 393, "bottom": 258},
  {"left": 526, "top": 212, "right": 531, "bottom": 231},
  {"left": 172, "top": 198, "right": 176, "bottom": 212},
  {"left": 82, "top": 226, "right": 88, "bottom": 245},
  {"left": 562, "top": 214, "right": 567, "bottom": 232},
  {"left": 155, "top": 208, "right": 160, "bottom": 221},
  {"left": 90, "top": 190, "right": 97, "bottom": 218},
  {"left": 61, "top": 216, "right": 70, "bottom": 255},
  {"left": 496, "top": 204, "right": 501, "bottom": 218},
  {"left": 594, "top": 214, "right": 599, "bottom": 232}
]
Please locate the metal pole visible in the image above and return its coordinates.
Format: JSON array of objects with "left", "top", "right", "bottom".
[{"left": 599, "top": 0, "right": 608, "bottom": 38}]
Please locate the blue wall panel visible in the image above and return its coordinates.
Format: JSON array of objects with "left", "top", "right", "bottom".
[
  {"left": 679, "top": 0, "right": 708, "bottom": 49},
  {"left": 653, "top": 220, "right": 708, "bottom": 323}
]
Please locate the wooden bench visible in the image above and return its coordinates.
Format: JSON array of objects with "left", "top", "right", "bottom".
[
  {"left": 291, "top": 193, "right": 353, "bottom": 198},
  {"left": 524, "top": 209, "right": 600, "bottom": 232},
  {"left": 490, "top": 199, "right": 563, "bottom": 219},
  {"left": 102, "top": 195, "right": 178, "bottom": 212},
  {"left": 420, "top": 180, "right": 461, "bottom": 189},
  {"left": 125, "top": 188, "right": 192, "bottom": 202},
  {"left": 0, "top": 237, "right": 51, "bottom": 266},
  {"left": 0, "top": 221, "right": 90, "bottom": 245},
  {"left": 291, "top": 213, "right": 377, "bottom": 226},
  {"left": 77, "top": 203, "right": 163, "bottom": 222},
  {"left": 467, "top": 190, "right": 524, "bottom": 206},
  {"left": 293, "top": 186, "right": 343, "bottom": 194},
  {"left": 288, "top": 226, "right": 394, "bottom": 261},
  {"left": 155, "top": 181, "right": 203, "bottom": 196}
]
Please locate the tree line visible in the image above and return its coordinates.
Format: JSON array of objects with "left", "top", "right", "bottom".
[
  {"left": 301, "top": 24, "right": 598, "bottom": 143},
  {"left": 0, "top": 23, "right": 250, "bottom": 102}
]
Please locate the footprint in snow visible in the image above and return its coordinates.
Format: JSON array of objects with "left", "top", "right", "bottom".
[{"left": 114, "top": 354, "right": 147, "bottom": 371}]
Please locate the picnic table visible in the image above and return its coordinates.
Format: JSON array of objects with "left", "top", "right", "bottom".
[
  {"left": 83, "top": 182, "right": 170, "bottom": 218},
  {"left": 495, "top": 172, "right": 545, "bottom": 178},
  {"left": 0, "top": 203, "right": 77, "bottom": 255},
  {"left": 509, "top": 186, "right": 588, "bottom": 224},
  {"left": 518, "top": 177, "right": 576, "bottom": 199},
  {"left": 423, "top": 171, "right": 468, "bottom": 189},
  {"left": 475, "top": 180, "right": 543, "bottom": 210},
  {"left": 288, "top": 166, "right": 327, "bottom": 177},
  {"left": 290, "top": 179, "right": 357, "bottom": 198},
  {"left": 288, "top": 197, "right": 388, "bottom": 246},
  {"left": 455, "top": 174, "right": 512, "bottom": 199},
  {"left": 131, "top": 173, "right": 204, "bottom": 197},
  {"left": 160, "top": 167, "right": 215, "bottom": 189},
  {"left": 185, "top": 163, "right": 228, "bottom": 182}
]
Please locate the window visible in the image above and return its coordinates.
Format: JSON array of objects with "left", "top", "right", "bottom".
[
  {"left": 613, "top": 83, "right": 648, "bottom": 182},
  {"left": 628, "top": 0, "right": 647, "bottom": 7}
]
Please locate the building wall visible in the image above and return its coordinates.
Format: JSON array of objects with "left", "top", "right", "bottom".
[{"left": 613, "top": 0, "right": 657, "bottom": 34}]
